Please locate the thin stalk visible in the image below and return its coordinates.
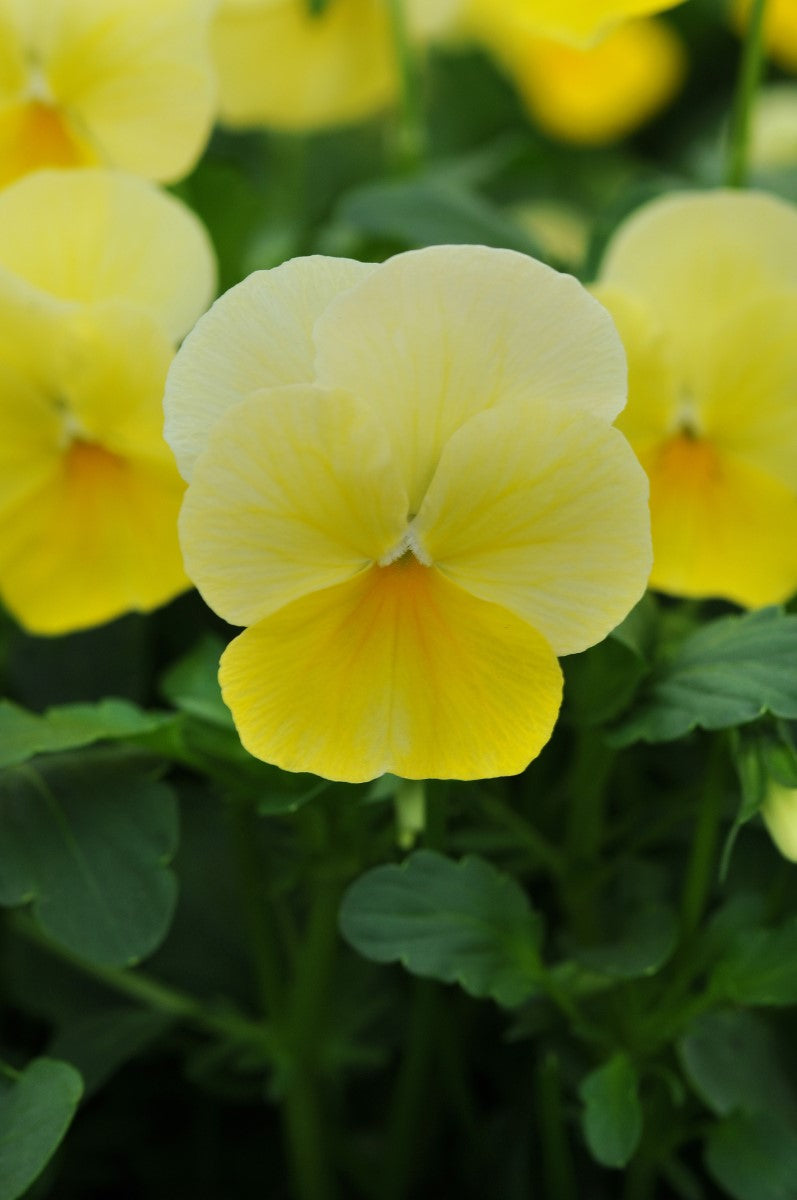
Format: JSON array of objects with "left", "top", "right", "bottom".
[
  {"left": 386, "top": 0, "right": 426, "bottom": 169},
  {"left": 0, "top": 1059, "right": 21, "bottom": 1081},
  {"left": 726, "top": 0, "right": 769, "bottom": 186},
  {"left": 477, "top": 790, "right": 566, "bottom": 878},
  {"left": 534, "top": 1052, "right": 577, "bottom": 1200},
  {"left": 384, "top": 981, "right": 439, "bottom": 1200},
  {"left": 679, "top": 738, "right": 728, "bottom": 937},
  {"left": 229, "top": 799, "right": 285, "bottom": 1018}
]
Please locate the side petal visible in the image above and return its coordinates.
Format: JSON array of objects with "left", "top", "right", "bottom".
[
  {"left": 314, "top": 244, "right": 627, "bottom": 513},
  {"left": 212, "top": 0, "right": 396, "bottom": 130},
  {"left": 41, "top": 0, "right": 216, "bottom": 182},
  {"left": 220, "top": 563, "right": 563, "bottom": 783},
  {"left": 413, "top": 400, "right": 651, "bottom": 656},
  {"left": 464, "top": 0, "right": 687, "bottom": 48},
  {"left": 163, "top": 255, "right": 376, "bottom": 480},
  {"left": 179, "top": 386, "right": 409, "bottom": 627},
  {"left": 598, "top": 190, "right": 797, "bottom": 376},
  {"left": 642, "top": 437, "right": 797, "bottom": 608},
  {"left": 0, "top": 3, "right": 26, "bottom": 106},
  {"left": 0, "top": 168, "right": 216, "bottom": 340}
]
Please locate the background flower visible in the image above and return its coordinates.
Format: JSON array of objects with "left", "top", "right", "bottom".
[{"left": 0, "top": 169, "right": 216, "bottom": 634}]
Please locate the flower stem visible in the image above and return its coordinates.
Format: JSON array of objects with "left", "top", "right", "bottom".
[
  {"left": 229, "top": 799, "right": 285, "bottom": 1018},
  {"left": 534, "top": 1052, "right": 577, "bottom": 1200},
  {"left": 384, "top": 980, "right": 440, "bottom": 1200},
  {"left": 477, "top": 790, "right": 566, "bottom": 878},
  {"left": 386, "top": 0, "right": 426, "bottom": 170},
  {"left": 679, "top": 738, "right": 728, "bottom": 937},
  {"left": 726, "top": 0, "right": 769, "bottom": 187}
]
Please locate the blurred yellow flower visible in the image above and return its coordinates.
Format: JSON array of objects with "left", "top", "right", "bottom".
[
  {"left": 165, "top": 247, "right": 650, "bottom": 783},
  {"left": 472, "top": 15, "right": 685, "bottom": 144},
  {"left": 595, "top": 190, "right": 797, "bottom": 607},
  {"left": 734, "top": 0, "right": 797, "bottom": 73},
  {"left": 0, "top": 0, "right": 216, "bottom": 188},
  {"left": 762, "top": 782, "right": 797, "bottom": 862},
  {"left": 462, "top": 0, "right": 687, "bottom": 47},
  {"left": 0, "top": 169, "right": 216, "bottom": 635}
]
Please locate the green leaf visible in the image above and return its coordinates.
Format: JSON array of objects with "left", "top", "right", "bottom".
[
  {"left": 336, "top": 178, "right": 541, "bottom": 254},
  {"left": 48, "top": 1008, "right": 172, "bottom": 1098},
  {"left": 608, "top": 608, "right": 797, "bottom": 746},
  {"left": 711, "top": 916, "right": 797, "bottom": 1006},
  {"left": 159, "top": 635, "right": 232, "bottom": 729},
  {"left": 339, "top": 850, "right": 543, "bottom": 1006},
  {"left": 0, "top": 1057, "right": 83, "bottom": 1200},
  {"left": 573, "top": 904, "right": 677, "bottom": 979},
  {"left": 705, "top": 1111, "right": 797, "bottom": 1200},
  {"left": 579, "top": 1053, "right": 643, "bottom": 1168},
  {"left": 0, "top": 748, "right": 178, "bottom": 966},
  {"left": 678, "top": 1010, "right": 797, "bottom": 1124},
  {"left": 0, "top": 698, "right": 173, "bottom": 769}
]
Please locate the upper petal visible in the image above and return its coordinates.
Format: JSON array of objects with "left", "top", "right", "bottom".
[
  {"left": 314, "top": 244, "right": 627, "bottom": 514},
  {"left": 179, "top": 385, "right": 409, "bottom": 627},
  {"left": 463, "top": 0, "right": 687, "bottom": 47},
  {"left": 413, "top": 399, "right": 651, "bottom": 655},
  {"left": 220, "top": 563, "right": 563, "bottom": 783},
  {"left": 163, "top": 255, "right": 376, "bottom": 480},
  {"left": 0, "top": 168, "right": 216, "bottom": 340}
]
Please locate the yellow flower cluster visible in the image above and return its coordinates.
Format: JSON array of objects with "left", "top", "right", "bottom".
[{"left": 164, "top": 247, "right": 651, "bottom": 782}]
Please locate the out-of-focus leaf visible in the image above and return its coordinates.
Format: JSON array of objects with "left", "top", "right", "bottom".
[
  {"left": 564, "top": 638, "right": 647, "bottom": 727},
  {"left": 579, "top": 1053, "right": 642, "bottom": 1168},
  {"left": 48, "top": 1008, "right": 172, "bottom": 1098},
  {"left": 705, "top": 1111, "right": 797, "bottom": 1200},
  {"left": 0, "top": 1058, "right": 83, "bottom": 1200},
  {"left": 608, "top": 609, "right": 797, "bottom": 746},
  {"left": 339, "top": 850, "right": 543, "bottom": 1006},
  {"left": 573, "top": 904, "right": 677, "bottom": 979},
  {"left": 0, "top": 748, "right": 178, "bottom": 966},
  {"left": 160, "top": 634, "right": 232, "bottom": 729},
  {"left": 0, "top": 698, "right": 173, "bottom": 769},
  {"left": 678, "top": 1009, "right": 797, "bottom": 1123},
  {"left": 335, "top": 178, "right": 540, "bottom": 254},
  {"left": 711, "top": 916, "right": 797, "bottom": 1007}
]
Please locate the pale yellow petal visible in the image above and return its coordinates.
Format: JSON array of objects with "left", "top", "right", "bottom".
[
  {"left": 0, "top": 168, "right": 216, "bottom": 340},
  {"left": 180, "top": 386, "right": 409, "bottom": 627},
  {"left": 0, "top": 3, "right": 29, "bottom": 105},
  {"left": 641, "top": 436, "right": 797, "bottom": 607},
  {"left": 762, "top": 784, "right": 797, "bottom": 863},
  {"left": 0, "top": 360, "right": 63, "bottom": 516},
  {"left": 220, "top": 563, "right": 563, "bottom": 783},
  {"left": 598, "top": 190, "right": 797, "bottom": 378},
  {"left": 212, "top": 0, "right": 396, "bottom": 130},
  {"left": 36, "top": 0, "right": 215, "bottom": 182},
  {"left": 0, "top": 444, "right": 188, "bottom": 635},
  {"left": 502, "top": 19, "right": 684, "bottom": 145},
  {"left": 414, "top": 401, "right": 651, "bottom": 656},
  {"left": 464, "top": 0, "right": 686, "bottom": 48},
  {"left": 698, "top": 293, "right": 797, "bottom": 492},
  {"left": 314, "top": 244, "right": 627, "bottom": 513},
  {"left": 164, "top": 255, "right": 375, "bottom": 480}
]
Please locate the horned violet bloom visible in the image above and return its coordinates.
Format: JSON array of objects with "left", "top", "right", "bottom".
[
  {"left": 0, "top": 0, "right": 216, "bottom": 187},
  {"left": 595, "top": 190, "right": 797, "bottom": 607},
  {"left": 165, "top": 247, "right": 650, "bottom": 783},
  {"left": 459, "top": 0, "right": 688, "bottom": 47},
  {"left": 0, "top": 169, "right": 216, "bottom": 634}
]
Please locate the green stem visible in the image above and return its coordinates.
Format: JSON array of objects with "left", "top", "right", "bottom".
[
  {"left": 726, "top": 0, "right": 769, "bottom": 187},
  {"left": 0, "top": 1058, "right": 21, "bottom": 1081},
  {"left": 9, "top": 914, "right": 277, "bottom": 1056},
  {"left": 386, "top": 0, "right": 425, "bottom": 170},
  {"left": 534, "top": 1052, "right": 577, "bottom": 1200},
  {"left": 384, "top": 981, "right": 439, "bottom": 1200},
  {"left": 477, "top": 790, "right": 565, "bottom": 878},
  {"left": 229, "top": 800, "right": 285, "bottom": 1018},
  {"left": 565, "top": 732, "right": 615, "bottom": 867},
  {"left": 679, "top": 738, "right": 728, "bottom": 937},
  {"left": 394, "top": 778, "right": 427, "bottom": 849}
]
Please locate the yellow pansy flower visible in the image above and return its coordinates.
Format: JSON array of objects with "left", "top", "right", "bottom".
[
  {"left": 461, "top": 0, "right": 687, "bottom": 48},
  {"left": 0, "top": 169, "right": 216, "bottom": 635},
  {"left": 0, "top": 0, "right": 216, "bottom": 188},
  {"left": 595, "top": 190, "right": 797, "bottom": 608},
  {"left": 164, "top": 247, "right": 651, "bottom": 783}
]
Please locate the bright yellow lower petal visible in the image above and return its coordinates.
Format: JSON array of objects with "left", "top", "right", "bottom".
[
  {"left": 642, "top": 435, "right": 797, "bottom": 607},
  {"left": 180, "top": 386, "right": 409, "bottom": 627},
  {"left": 314, "top": 244, "right": 627, "bottom": 513},
  {"left": 0, "top": 360, "right": 63, "bottom": 514},
  {"left": 503, "top": 19, "right": 684, "bottom": 145},
  {"left": 40, "top": 0, "right": 215, "bottom": 183},
  {"left": 464, "top": 0, "right": 686, "bottom": 47},
  {"left": 0, "top": 168, "right": 215, "bottom": 340},
  {"left": 598, "top": 190, "right": 797, "bottom": 382},
  {"left": 414, "top": 401, "right": 651, "bottom": 656},
  {"left": 0, "top": 442, "right": 188, "bottom": 635},
  {"left": 163, "top": 255, "right": 375, "bottom": 480},
  {"left": 212, "top": 0, "right": 396, "bottom": 130},
  {"left": 0, "top": 100, "right": 97, "bottom": 187},
  {"left": 220, "top": 561, "right": 563, "bottom": 783}
]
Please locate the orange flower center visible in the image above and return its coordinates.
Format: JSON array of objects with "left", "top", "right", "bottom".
[{"left": 0, "top": 100, "right": 97, "bottom": 187}]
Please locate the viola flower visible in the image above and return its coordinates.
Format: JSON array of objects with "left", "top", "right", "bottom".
[
  {"left": 0, "top": 0, "right": 216, "bottom": 188},
  {"left": 734, "top": 0, "right": 797, "bottom": 74},
  {"left": 459, "top": 0, "right": 687, "bottom": 48},
  {"left": 465, "top": 14, "right": 685, "bottom": 145},
  {"left": 0, "top": 169, "right": 216, "bottom": 635},
  {"left": 164, "top": 247, "right": 650, "bottom": 783},
  {"left": 594, "top": 190, "right": 797, "bottom": 607}
]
